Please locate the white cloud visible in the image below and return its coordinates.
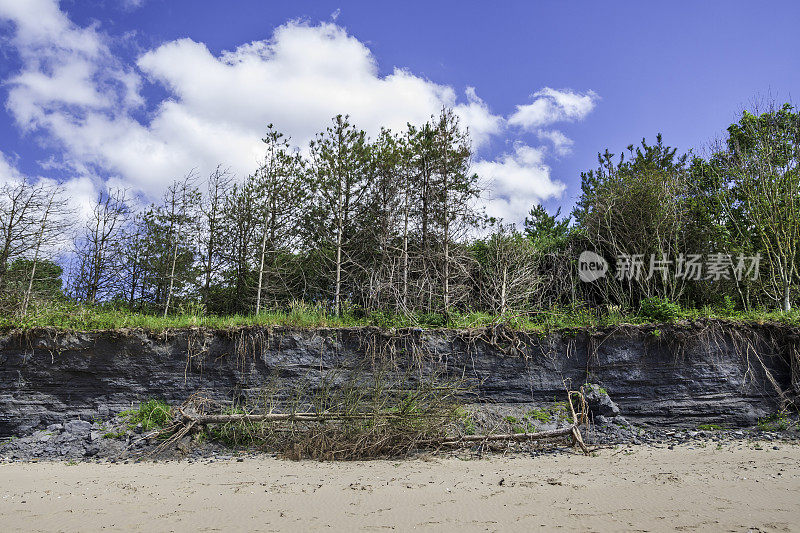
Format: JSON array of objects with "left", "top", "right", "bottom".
[
  {"left": 473, "top": 144, "right": 566, "bottom": 223},
  {"left": 0, "top": 149, "right": 99, "bottom": 246},
  {"left": 536, "top": 129, "right": 574, "bottom": 156},
  {"left": 0, "top": 1, "right": 598, "bottom": 224},
  {"left": 454, "top": 87, "right": 503, "bottom": 149},
  {"left": 0, "top": 151, "right": 24, "bottom": 186},
  {"left": 509, "top": 87, "right": 599, "bottom": 130},
  {"left": 121, "top": 0, "right": 146, "bottom": 10},
  {"left": 0, "top": 0, "right": 142, "bottom": 137},
  {"left": 0, "top": 0, "right": 102, "bottom": 55},
  {"left": 135, "top": 24, "right": 502, "bottom": 152}
]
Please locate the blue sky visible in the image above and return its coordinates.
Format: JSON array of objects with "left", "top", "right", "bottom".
[{"left": 1, "top": 0, "right": 798, "bottom": 223}]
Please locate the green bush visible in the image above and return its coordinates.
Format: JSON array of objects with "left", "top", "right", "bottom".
[
  {"left": 639, "top": 297, "right": 681, "bottom": 322},
  {"left": 120, "top": 399, "right": 173, "bottom": 431},
  {"left": 415, "top": 312, "right": 447, "bottom": 328}
]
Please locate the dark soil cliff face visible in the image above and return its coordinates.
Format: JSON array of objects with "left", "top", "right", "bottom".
[{"left": 0, "top": 322, "right": 796, "bottom": 437}]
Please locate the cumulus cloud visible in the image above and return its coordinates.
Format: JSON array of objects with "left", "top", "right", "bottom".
[
  {"left": 536, "top": 129, "right": 574, "bottom": 156},
  {"left": 0, "top": 149, "right": 99, "bottom": 243},
  {"left": 473, "top": 144, "right": 566, "bottom": 223},
  {"left": 1, "top": 0, "right": 141, "bottom": 130},
  {"left": 0, "top": 1, "right": 597, "bottom": 224},
  {"left": 0, "top": 150, "right": 24, "bottom": 186},
  {"left": 135, "top": 23, "right": 503, "bottom": 151},
  {"left": 508, "top": 87, "right": 599, "bottom": 130}
]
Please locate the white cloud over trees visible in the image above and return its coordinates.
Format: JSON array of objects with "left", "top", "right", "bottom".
[{"left": 0, "top": 0, "right": 599, "bottom": 224}]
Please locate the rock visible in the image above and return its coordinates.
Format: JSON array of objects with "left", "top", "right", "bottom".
[
  {"left": 0, "top": 325, "right": 793, "bottom": 437},
  {"left": 583, "top": 384, "right": 621, "bottom": 418},
  {"left": 594, "top": 415, "right": 610, "bottom": 426},
  {"left": 46, "top": 424, "right": 63, "bottom": 433},
  {"left": 64, "top": 420, "right": 92, "bottom": 435}
]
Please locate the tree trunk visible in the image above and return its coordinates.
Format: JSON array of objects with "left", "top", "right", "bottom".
[
  {"left": 164, "top": 242, "right": 178, "bottom": 317},
  {"left": 334, "top": 222, "right": 343, "bottom": 316},
  {"left": 256, "top": 226, "right": 268, "bottom": 315},
  {"left": 333, "top": 182, "right": 344, "bottom": 316},
  {"left": 22, "top": 195, "right": 53, "bottom": 316},
  {"left": 402, "top": 194, "right": 409, "bottom": 313},
  {"left": 500, "top": 265, "right": 508, "bottom": 315},
  {"left": 782, "top": 281, "right": 791, "bottom": 312}
]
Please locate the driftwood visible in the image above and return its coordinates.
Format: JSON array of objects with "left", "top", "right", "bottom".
[
  {"left": 145, "top": 389, "right": 592, "bottom": 458},
  {"left": 186, "top": 412, "right": 424, "bottom": 423},
  {"left": 434, "top": 389, "right": 590, "bottom": 455},
  {"left": 433, "top": 426, "right": 574, "bottom": 444}
]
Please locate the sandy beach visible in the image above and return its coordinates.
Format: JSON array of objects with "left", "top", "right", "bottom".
[{"left": 0, "top": 442, "right": 798, "bottom": 532}]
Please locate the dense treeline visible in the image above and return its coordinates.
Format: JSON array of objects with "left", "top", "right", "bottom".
[{"left": 1, "top": 101, "right": 799, "bottom": 324}]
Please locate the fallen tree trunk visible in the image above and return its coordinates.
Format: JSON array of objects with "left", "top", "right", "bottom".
[
  {"left": 432, "top": 389, "right": 590, "bottom": 455},
  {"left": 434, "top": 426, "right": 574, "bottom": 444},
  {"left": 144, "top": 388, "right": 592, "bottom": 458},
  {"left": 185, "top": 412, "right": 431, "bottom": 424}
]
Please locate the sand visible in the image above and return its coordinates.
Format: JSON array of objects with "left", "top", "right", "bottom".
[{"left": 1, "top": 442, "right": 798, "bottom": 532}]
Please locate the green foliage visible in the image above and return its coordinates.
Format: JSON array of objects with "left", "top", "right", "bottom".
[
  {"left": 523, "top": 205, "right": 571, "bottom": 250},
  {"left": 639, "top": 297, "right": 682, "bottom": 322},
  {"left": 757, "top": 413, "right": 791, "bottom": 431},
  {"left": 525, "top": 407, "right": 552, "bottom": 422},
  {"left": 5, "top": 100, "right": 800, "bottom": 330},
  {"left": 206, "top": 372, "right": 465, "bottom": 459},
  {"left": 697, "top": 423, "right": 723, "bottom": 431},
  {"left": 4, "top": 258, "right": 63, "bottom": 299},
  {"left": 120, "top": 399, "right": 173, "bottom": 432},
  {"left": 457, "top": 408, "right": 477, "bottom": 435},
  {"left": 4, "top": 298, "right": 800, "bottom": 333},
  {"left": 102, "top": 429, "right": 127, "bottom": 439},
  {"left": 718, "top": 103, "right": 800, "bottom": 312}
]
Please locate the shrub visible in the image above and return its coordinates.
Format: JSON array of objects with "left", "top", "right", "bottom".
[
  {"left": 639, "top": 297, "right": 681, "bottom": 322},
  {"left": 121, "top": 399, "right": 173, "bottom": 431}
]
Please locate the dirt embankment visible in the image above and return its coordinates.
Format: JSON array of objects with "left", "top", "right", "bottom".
[{"left": 1, "top": 321, "right": 797, "bottom": 437}]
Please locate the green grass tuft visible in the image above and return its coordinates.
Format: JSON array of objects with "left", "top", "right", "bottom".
[
  {"left": 120, "top": 399, "right": 173, "bottom": 432},
  {"left": 525, "top": 407, "right": 552, "bottom": 422},
  {"left": 3, "top": 298, "right": 800, "bottom": 333}
]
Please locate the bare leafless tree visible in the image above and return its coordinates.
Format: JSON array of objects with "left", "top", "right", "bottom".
[
  {"left": 162, "top": 174, "right": 201, "bottom": 316},
  {"left": 73, "top": 189, "right": 129, "bottom": 304},
  {"left": 21, "top": 184, "right": 72, "bottom": 315},
  {"left": 0, "top": 178, "right": 47, "bottom": 295}
]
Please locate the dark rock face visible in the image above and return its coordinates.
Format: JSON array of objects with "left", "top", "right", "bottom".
[
  {"left": 0, "top": 323, "right": 794, "bottom": 437},
  {"left": 584, "top": 384, "right": 621, "bottom": 418}
]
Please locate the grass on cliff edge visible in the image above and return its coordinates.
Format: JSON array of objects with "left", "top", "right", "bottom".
[{"left": 3, "top": 299, "right": 800, "bottom": 333}]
